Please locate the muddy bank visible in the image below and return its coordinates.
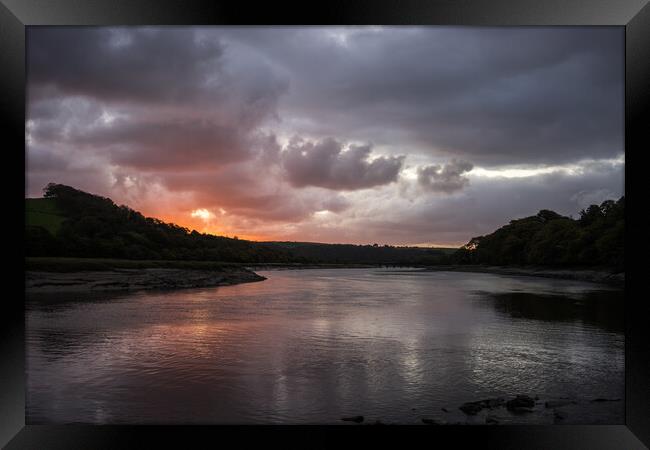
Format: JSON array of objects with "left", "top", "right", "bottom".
[
  {"left": 424, "top": 265, "right": 624, "bottom": 286},
  {"left": 26, "top": 267, "right": 266, "bottom": 294}
]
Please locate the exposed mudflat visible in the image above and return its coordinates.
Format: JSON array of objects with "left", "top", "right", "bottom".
[{"left": 26, "top": 267, "right": 266, "bottom": 293}]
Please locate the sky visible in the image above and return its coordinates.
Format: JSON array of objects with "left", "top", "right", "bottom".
[{"left": 26, "top": 26, "right": 624, "bottom": 247}]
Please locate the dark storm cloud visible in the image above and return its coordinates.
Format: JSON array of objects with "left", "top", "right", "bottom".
[
  {"left": 224, "top": 27, "right": 623, "bottom": 166},
  {"left": 28, "top": 27, "right": 225, "bottom": 104},
  {"left": 28, "top": 26, "right": 623, "bottom": 171},
  {"left": 27, "top": 28, "right": 288, "bottom": 119},
  {"left": 417, "top": 159, "right": 474, "bottom": 193},
  {"left": 27, "top": 27, "right": 290, "bottom": 175},
  {"left": 281, "top": 137, "right": 404, "bottom": 190}
]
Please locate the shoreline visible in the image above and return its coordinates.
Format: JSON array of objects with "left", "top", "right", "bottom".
[
  {"left": 25, "top": 257, "right": 625, "bottom": 293},
  {"left": 26, "top": 267, "right": 266, "bottom": 294},
  {"left": 253, "top": 263, "right": 624, "bottom": 286}
]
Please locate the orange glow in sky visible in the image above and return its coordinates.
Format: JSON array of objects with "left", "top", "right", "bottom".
[{"left": 25, "top": 27, "right": 625, "bottom": 247}]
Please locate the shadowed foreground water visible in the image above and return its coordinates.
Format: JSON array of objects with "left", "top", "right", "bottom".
[{"left": 26, "top": 269, "right": 624, "bottom": 424}]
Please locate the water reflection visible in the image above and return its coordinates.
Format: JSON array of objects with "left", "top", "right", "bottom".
[
  {"left": 26, "top": 269, "right": 624, "bottom": 424},
  {"left": 479, "top": 289, "right": 624, "bottom": 333}
]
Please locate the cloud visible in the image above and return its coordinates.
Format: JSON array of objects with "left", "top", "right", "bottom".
[
  {"left": 416, "top": 159, "right": 473, "bottom": 193},
  {"left": 28, "top": 28, "right": 289, "bottom": 125},
  {"left": 163, "top": 168, "right": 352, "bottom": 223},
  {"left": 72, "top": 117, "right": 254, "bottom": 171},
  {"left": 281, "top": 137, "right": 404, "bottom": 190},
  {"left": 191, "top": 208, "right": 216, "bottom": 222},
  {"left": 25, "top": 27, "right": 625, "bottom": 246},
  {"left": 28, "top": 27, "right": 225, "bottom": 104},
  {"left": 274, "top": 158, "right": 624, "bottom": 246},
  {"left": 235, "top": 27, "right": 623, "bottom": 166},
  {"left": 320, "top": 195, "right": 350, "bottom": 213},
  {"left": 26, "top": 28, "right": 290, "bottom": 176}
]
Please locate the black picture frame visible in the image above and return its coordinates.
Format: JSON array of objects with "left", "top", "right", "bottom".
[{"left": 2, "top": 1, "right": 648, "bottom": 448}]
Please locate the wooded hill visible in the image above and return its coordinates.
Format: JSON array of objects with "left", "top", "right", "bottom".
[
  {"left": 452, "top": 198, "right": 624, "bottom": 270},
  {"left": 26, "top": 184, "right": 450, "bottom": 265},
  {"left": 26, "top": 183, "right": 623, "bottom": 269}
]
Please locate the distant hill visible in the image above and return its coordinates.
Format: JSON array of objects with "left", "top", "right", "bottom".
[
  {"left": 25, "top": 183, "right": 454, "bottom": 265},
  {"left": 260, "top": 241, "right": 455, "bottom": 265},
  {"left": 26, "top": 183, "right": 623, "bottom": 269}
]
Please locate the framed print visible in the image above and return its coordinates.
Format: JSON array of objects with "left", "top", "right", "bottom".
[{"left": 2, "top": 0, "right": 648, "bottom": 448}]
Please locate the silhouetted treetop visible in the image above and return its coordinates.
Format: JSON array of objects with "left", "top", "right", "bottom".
[
  {"left": 29, "top": 184, "right": 623, "bottom": 268},
  {"left": 453, "top": 196, "right": 624, "bottom": 269}
]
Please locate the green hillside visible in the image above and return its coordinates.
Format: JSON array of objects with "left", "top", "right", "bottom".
[
  {"left": 25, "top": 183, "right": 456, "bottom": 265},
  {"left": 26, "top": 198, "right": 67, "bottom": 235},
  {"left": 26, "top": 184, "right": 290, "bottom": 263}
]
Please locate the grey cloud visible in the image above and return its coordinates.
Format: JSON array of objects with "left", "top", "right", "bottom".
[
  {"left": 25, "top": 27, "right": 626, "bottom": 246},
  {"left": 28, "top": 27, "right": 224, "bottom": 104},
  {"left": 225, "top": 27, "right": 623, "bottom": 166},
  {"left": 281, "top": 137, "right": 404, "bottom": 190},
  {"left": 295, "top": 161, "right": 624, "bottom": 246},
  {"left": 28, "top": 28, "right": 289, "bottom": 123},
  {"left": 27, "top": 99, "right": 255, "bottom": 171},
  {"left": 28, "top": 27, "right": 623, "bottom": 169},
  {"left": 417, "top": 159, "right": 473, "bottom": 193},
  {"left": 73, "top": 118, "right": 253, "bottom": 171},
  {"left": 320, "top": 195, "right": 350, "bottom": 213},
  {"left": 26, "top": 145, "right": 70, "bottom": 173},
  {"left": 27, "top": 28, "right": 291, "bottom": 177},
  {"left": 394, "top": 164, "right": 624, "bottom": 245},
  {"left": 27, "top": 96, "right": 106, "bottom": 144}
]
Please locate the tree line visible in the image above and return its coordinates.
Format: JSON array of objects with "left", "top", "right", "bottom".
[
  {"left": 452, "top": 197, "right": 624, "bottom": 270},
  {"left": 26, "top": 183, "right": 624, "bottom": 269},
  {"left": 26, "top": 184, "right": 448, "bottom": 265}
]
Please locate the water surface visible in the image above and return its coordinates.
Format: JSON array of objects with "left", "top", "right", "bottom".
[{"left": 26, "top": 268, "right": 624, "bottom": 424}]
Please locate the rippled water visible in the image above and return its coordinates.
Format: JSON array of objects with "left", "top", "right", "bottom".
[{"left": 26, "top": 268, "right": 624, "bottom": 424}]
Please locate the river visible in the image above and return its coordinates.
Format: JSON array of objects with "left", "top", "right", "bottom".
[{"left": 26, "top": 268, "right": 624, "bottom": 424}]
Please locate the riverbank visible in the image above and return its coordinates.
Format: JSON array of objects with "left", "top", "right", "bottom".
[
  {"left": 25, "top": 258, "right": 625, "bottom": 292},
  {"left": 249, "top": 262, "right": 624, "bottom": 286},
  {"left": 424, "top": 265, "right": 624, "bottom": 286},
  {"left": 26, "top": 266, "right": 265, "bottom": 294}
]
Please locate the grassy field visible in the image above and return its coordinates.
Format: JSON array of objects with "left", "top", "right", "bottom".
[
  {"left": 25, "top": 198, "right": 67, "bottom": 235},
  {"left": 26, "top": 257, "right": 242, "bottom": 272}
]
